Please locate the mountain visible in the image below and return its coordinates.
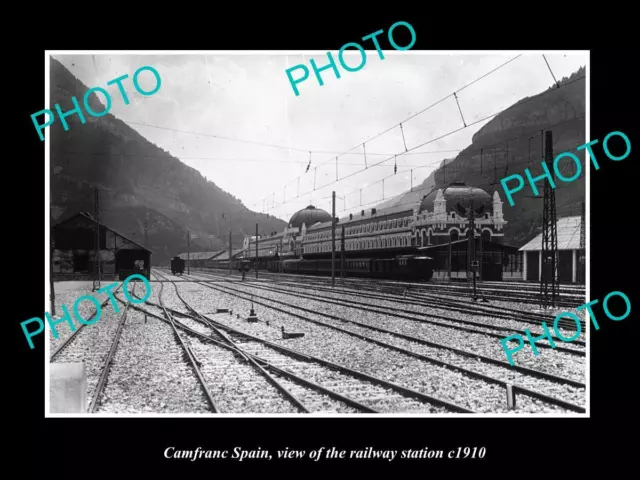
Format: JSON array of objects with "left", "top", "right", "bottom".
[
  {"left": 375, "top": 66, "right": 586, "bottom": 246},
  {"left": 49, "top": 58, "right": 287, "bottom": 263}
]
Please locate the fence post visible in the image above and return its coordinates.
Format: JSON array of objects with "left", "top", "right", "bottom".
[{"left": 506, "top": 384, "right": 516, "bottom": 410}]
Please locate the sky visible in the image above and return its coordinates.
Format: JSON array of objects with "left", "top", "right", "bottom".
[{"left": 51, "top": 51, "right": 587, "bottom": 224}]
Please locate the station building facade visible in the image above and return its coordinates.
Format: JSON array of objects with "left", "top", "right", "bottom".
[{"left": 243, "top": 181, "right": 524, "bottom": 281}]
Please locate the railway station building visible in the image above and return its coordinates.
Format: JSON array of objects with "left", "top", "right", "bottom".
[
  {"left": 518, "top": 216, "right": 584, "bottom": 284},
  {"left": 243, "top": 232, "right": 285, "bottom": 271},
  {"left": 52, "top": 212, "right": 152, "bottom": 280},
  {"left": 412, "top": 182, "right": 521, "bottom": 281}
]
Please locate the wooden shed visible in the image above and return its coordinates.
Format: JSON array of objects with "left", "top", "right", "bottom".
[{"left": 52, "top": 212, "right": 152, "bottom": 280}]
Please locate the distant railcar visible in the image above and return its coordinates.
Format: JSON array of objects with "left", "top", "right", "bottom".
[
  {"left": 282, "top": 255, "right": 434, "bottom": 281},
  {"left": 171, "top": 256, "right": 185, "bottom": 275}
]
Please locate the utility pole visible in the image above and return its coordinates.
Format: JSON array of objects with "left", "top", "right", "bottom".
[
  {"left": 340, "top": 224, "right": 345, "bottom": 283},
  {"left": 448, "top": 236, "right": 452, "bottom": 281},
  {"left": 467, "top": 200, "right": 477, "bottom": 300},
  {"left": 143, "top": 217, "right": 149, "bottom": 248},
  {"left": 331, "top": 191, "right": 336, "bottom": 287},
  {"left": 187, "top": 230, "right": 190, "bottom": 275},
  {"left": 228, "top": 224, "right": 232, "bottom": 276},
  {"left": 255, "top": 222, "right": 259, "bottom": 280},
  {"left": 541, "top": 130, "right": 559, "bottom": 309},
  {"left": 50, "top": 213, "right": 56, "bottom": 316},
  {"left": 92, "top": 188, "right": 101, "bottom": 291}
]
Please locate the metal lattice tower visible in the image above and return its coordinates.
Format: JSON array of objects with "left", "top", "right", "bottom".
[
  {"left": 578, "top": 200, "right": 585, "bottom": 284},
  {"left": 92, "top": 188, "right": 102, "bottom": 291},
  {"left": 540, "top": 131, "right": 558, "bottom": 308}
]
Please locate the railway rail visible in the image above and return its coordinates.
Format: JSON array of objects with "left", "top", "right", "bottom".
[
  {"left": 143, "top": 271, "right": 472, "bottom": 413},
  {"left": 154, "top": 269, "right": 585, "bottom": 413},
  {"left": 265, "top": 279, "right": 586, "bottom": 332},
  {"left": 50, "top": 283, "right": 124, "bottom": 362},
  {"left": 88, "top": 286, "right": 135, "bottom": 412},
  {"left": 144, "top": 280, "right": 311, "bottom": 413},
  {"left": 190, "top": 267, "right": 585, "bottom": 306},
  {"left": 185, "top": 270, "right": 586, "bottom": 356}
]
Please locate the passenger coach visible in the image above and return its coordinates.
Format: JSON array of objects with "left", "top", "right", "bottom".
[{"left": 243, "top": 181, "right": 520, "bottom": 282}]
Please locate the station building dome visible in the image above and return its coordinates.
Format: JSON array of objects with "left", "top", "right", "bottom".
[
  {"left": 288, "top": 205, "right": 332, "bottom": 229},
  {"left": 419, "top": 181, "right": 493, "bottom": 215}
]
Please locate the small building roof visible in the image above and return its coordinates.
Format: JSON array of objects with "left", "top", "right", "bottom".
[
  {"left": 177, "top": 250, "right": 225, "bottom": 260},
  {"left": 54, "top": 212, "right": 152, "bottom": 253},
  {"left": 519, "top": 216, "right": 582, "bottom": 251},
  {"left": 214, "top": 248, "right": 245, "bottom": 260},
  {"left": 245, "top": 249, "right": 279, "bottom": 258}
]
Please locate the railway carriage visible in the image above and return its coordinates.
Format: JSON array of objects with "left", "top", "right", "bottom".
[
  {"left": 170, "top": 256, "right": 185, "bottom": 275},
  {"left": 282, "top": 255, "right": 434, "bottom": 280}
]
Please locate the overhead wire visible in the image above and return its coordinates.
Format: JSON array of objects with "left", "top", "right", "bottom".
[
  {"left": 249, "top": 54, "right": 524, "bottom": 209},
  {"left": 261, "top": 110, "right": 586, "bottom": 218},
  {"left": 115, "top": 119, "right": 460, "bottom": 158}
]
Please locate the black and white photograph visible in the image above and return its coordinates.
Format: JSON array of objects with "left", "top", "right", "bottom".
[{"left": 45, "top": 50, "right": 589, "bottom": 416}]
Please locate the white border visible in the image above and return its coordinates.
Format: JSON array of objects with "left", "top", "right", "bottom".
[{"left": 44, "top": 50, "right": 590, "bottom": 418}]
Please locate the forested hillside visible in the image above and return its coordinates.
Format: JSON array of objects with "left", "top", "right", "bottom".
[{"left": 49, "top": 57, "right": 287, "bottom": 263}]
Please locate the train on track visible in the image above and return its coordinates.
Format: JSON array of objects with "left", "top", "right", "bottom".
[
  {"left": 280, "top": 256, "right": 434, "bottom": 280},
  {"left": 171, "top": 256, "right": 185, "bottom": 275}
]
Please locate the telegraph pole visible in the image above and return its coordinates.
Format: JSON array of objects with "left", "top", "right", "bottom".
[
  {"left": 467, "top": 200, "right": 477, "bottom": 299},
  {"left": 448, "top": 237, "right": 452, "bottom": 281},
  {"left": 331, "top": 191, "right": 336, "bottom": 287},
  {"left": 143, "top": 217, "right": 149, "bottom": 248},
  {"left": 255, "top": 222, "right": 259, "bottom": 279},
  {"left": 228, "top": 225, "right": 232, "bottom": 276},
  {"left": 49, "top": 213, "right": 56, "bottom": 316},
  {"left": 187, "top": 230, "right": 190, "bottom": 275},
  {"left": 92, "top": 188, "right": 101, "bottom": 291},
  {"left": 541, "top": 130, "right": 559, "bottom": 308},
  {"left": 340, "top": 224, "right": 345, "bottom": 282}
]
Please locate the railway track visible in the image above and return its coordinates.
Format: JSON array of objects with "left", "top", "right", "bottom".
[
  {"left": 145, "top": 280, "right": 312, "bottom": 413},
  {"left": 88, "top": 286, "right": 136, "bottom": 412},
  {"left": 50, "top": 283, "right": 133, "bottom": 409},
  {"left": 188, "top": 268, "right": 587, "bottom": 333},
  {"left": 190, "top": 267, "right": 585, "bottom": 307},
  {"left": 186, "top": 270, "right": 586, "bottom": 356},
  {"left": 64, "top": 282, "right": 212, "bottom": 414},
  {"left": 155, "top": 269, "right": 585, "bottom": 413},
  {"left": 141, "top": 271, "right": 472, "bottom": 413},
  {"left": 50, "top": 283, "right": 124, "bottom": 362},
  {"left": 265, "top": 279, "right": 586, "bottom": 332}
]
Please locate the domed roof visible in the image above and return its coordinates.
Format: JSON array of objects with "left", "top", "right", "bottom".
[
  {"left": 289, "top": 205, "right": 332, "bottom": 229},
  {"left": 419, "top": 181, "right": 493, "bottom": 215}
]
